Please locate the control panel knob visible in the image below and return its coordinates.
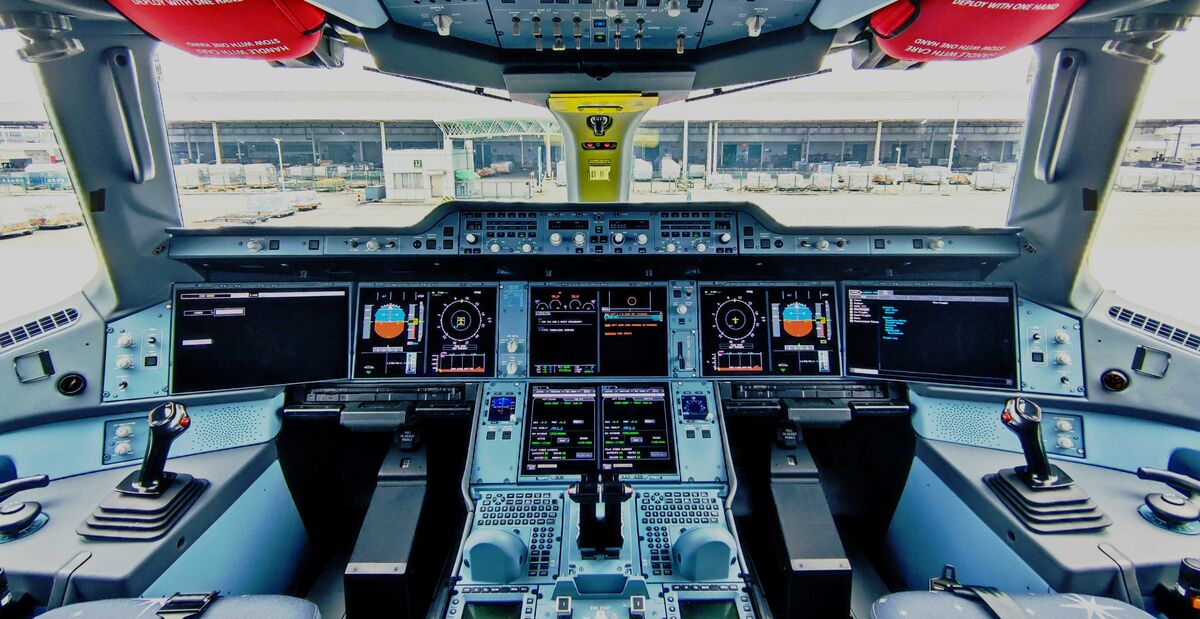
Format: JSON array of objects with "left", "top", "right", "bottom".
[
  {"left": 550, "top": 232, "right": 564, "bottom": 246},
  {"left": 117, "top": 334, "right": 135, "bottom": 348},
  {"left": 1055, "top": 419, "right": 1074, "bottom": 432},
  {"left": 433, "top": 13, "right": 453, "bottom": 36},
  {"left": 835, "top": 238, "right": 847, "bottom": 248},
  {"left": 1031, "top": 332, "right": 1042, "bottom": 341},
  {"left": 605, "top": 0, "right": 619, "bottom": 17},
  {"left": 930, "top": 238, "right": 946, "bottom": 251},
  {"left": 666, "top": 0, "right": 681, "bottom": 17},
  {"left": 116, "top": 356, "right": 135, "bottom": 370},
  {"left": 465, "top": 233, "right": 479, "bottom": 245},
  {"left": 246, "top": 240, "right": 264, "bottom": 252},
  {"left": 488, "top": 242, "right": 501, "bottom": 253},
  {"left": 1053, "top": 330, "right": 1071, "bottom": 344},
  {"left": 718, "top": 232, "right": 732, "bottom": 244},
  {"left": 521, "top": 242, "right": 533, "bottom": 253},
  {"left": 1056, "top": 436, "right": 1075, "bottom": 450},
  {"left": 636, "top": 233, "right": 648, "bottom": 245},
  {"left": 114, "top": 441, "right": 134, "bottom": 456},
  {"left": 1054, "top": 352, "right": 1073, "bottom": 366},
  {"left": 665, "top": 242, "right": 678, "bottom": 253},
  {"left": 746, "top": 14, "right": 766, "bottom": 37},
  {"left": 506, "top": 360, "right": 520, "bottom": 376},
  {"left": 573, "top": 233, "right": 586, "bottom": 247},
  {"left": 506, "top": 338, "right": 520, "bottom": 354},
  {"left": 365, "top": 239, "right": 381, "bottom": 252},
  {"left": 676, "top": 303, "right": 688, "bottom": 315},
  {"left": 115, "top": 424, "right": 134, "bottom": 438},
  {"left": 694, "top": 241, "right": 707, "bottom": 253},
  {"left": 815, "top": 239, "right": 830, "bottom": 251},
  {"left": 612, "top": 232, "right": 625, "bottom": 245}
]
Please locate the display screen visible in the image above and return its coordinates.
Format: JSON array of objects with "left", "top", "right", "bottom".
[
  {"left": 353, "top": 286, "right": 497, "bottom": 378},
  {"left": 172, "top": 286, "right": 350, "bottom": 393},
  {"left": 700, "top": 286, "right": 840, "bottom": 376},
  {"left": 462, "top": 602, "right": 522, "bottom": 619},
  {"left": 521, "top": 384, "right": 676, "bottom": 476},
  {"left": 845, "top": 286, "right": 1018, "bottom": 388},
  {"left": 679, "top": 600, "right": 739, "bottom": 619},
  {"left": 529, "top": 286, "right": 668, "bottom": 376}
]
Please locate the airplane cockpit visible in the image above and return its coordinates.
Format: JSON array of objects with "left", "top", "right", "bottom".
[{"left": 0, "top": 0, "right": 1198, "bottom": 617}]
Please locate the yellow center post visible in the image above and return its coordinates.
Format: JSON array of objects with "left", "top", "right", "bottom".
[{"left": 547, "top": 93, "right": 660, "bottom": 202}]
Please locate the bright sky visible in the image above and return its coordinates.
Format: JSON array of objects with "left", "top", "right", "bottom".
[{"left": 0, "top": 24, "right": 1197, "bottom": 121}]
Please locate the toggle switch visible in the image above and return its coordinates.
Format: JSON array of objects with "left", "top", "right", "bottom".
[
  {"left": 746, "top": 14, "right": 765, "bottom": 37},
  {"left": 676, "top": 33, "right": 685, "bottom": 54},
  {"left": 433, "top": 13, "right": 452, "bottom": 36},
  {"left": 511, "top": 16, "right": 521, "bottom": 36}
]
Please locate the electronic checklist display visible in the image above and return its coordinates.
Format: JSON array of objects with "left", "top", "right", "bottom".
[
  {"left": 528, "top": 286, "right": 668, "bottom": 376},
  {"left": 172, "top": 286, "right": 350, "bottom": 393},
  {"left": 521, "top": 384, "right": 676, "bottom": 476},
  {"left": 353, "top": 286, "right": 497, "bottom": 378},
  {"left": 700, "top": 285, "right": 840, "bottom": 376},
  {"left": 844, "top": 285, "right": 1018, "bottom": 389}
]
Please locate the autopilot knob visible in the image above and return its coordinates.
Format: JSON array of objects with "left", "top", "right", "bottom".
[
  {"left": 463, "top": 528, "right": 527, "bottom": 583},
  {"left": 612, "top": 232, "right": 625, "bottom": 245},
  {"left": 465, "top": 233, "right": 479, "bottom": 245},
  {"left": 573, "top": 233, "right": 586, "bottom": 247},
  {"left": 1000, "top": 397, "right": 1057, "bottom": 487},
  {"left": 672, "top": 526, "right": 736, "bottom": 581},
  {"left": 135, "top": 402, "right": 190, "bottom": 494},
  {"left": 636, "top": 233, "right": 648, "bottom": 245},
  {"left": 550, "top": 232, "right": 564, "bottom": 246}
]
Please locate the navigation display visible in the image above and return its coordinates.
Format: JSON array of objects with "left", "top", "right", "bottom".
[
  {"left": 521, "top": 384, "right": 676, "bottom": 476},
  {"left": 172, "top": 286, "right": 350, "bottom": 393},
  {"left": 354, "top": 286, "right": 497, "bottom": 378},
  {"left": 529, "top": 286, "right": 668, "bottom": 376},
  {"left": 845, "top": 285, "right": 1018, "bottom": 388},
  {"left": 700, "top": 286, "right": 840, "bottom": 376}
]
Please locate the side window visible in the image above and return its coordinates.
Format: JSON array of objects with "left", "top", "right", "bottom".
[
  {"left": 1090, "top": 27, "right": 1200, "bottom": 323},
  {"left": 0, "top": 35, "right": 97, "bottom": 322}
]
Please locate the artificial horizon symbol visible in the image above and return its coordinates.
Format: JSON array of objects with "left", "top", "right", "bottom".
[{"left": 587, "top": 115, "right": 613, "bottom": 137}]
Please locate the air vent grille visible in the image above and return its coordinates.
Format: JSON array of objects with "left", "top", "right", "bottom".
[
  {"left": 1108, "top": 306, "right": 1200, "bottom": 354},
  {"left": 0, "top": 308, "right": 80, "bottom": 349}
]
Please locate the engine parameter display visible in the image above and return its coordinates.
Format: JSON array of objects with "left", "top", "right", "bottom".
[
  {"left": 700, "top": 286, "right": 840, "bottom": 376},
  {"left": 172, "top": 286, "right": 350, "bottom": 393},
  {"left": 529, "top": 286, "right": 668, "bottom": 376},
  {"left": 522, "top": 384, "right": 676, "bottom": 476},
  {"left": 354, "top": 286, "right": 497, "bottom": 378},
  {"left": 845, "top": 285, "right": 1018, "bottom": 388}
]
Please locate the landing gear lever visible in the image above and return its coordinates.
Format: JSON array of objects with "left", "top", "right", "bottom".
[
  {"left": 1000, "top": 397, "right": 1071, "bottom": 488},
  {"left": 125, "top": 402, "right": 190, "bottom": 496},
  {"left": 568, "top": 473, "right": 633, "bottom": 558}
]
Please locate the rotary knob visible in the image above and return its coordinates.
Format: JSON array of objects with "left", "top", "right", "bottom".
[
  {"left": 1054, "top": 352, "right": 1073, "bottom": 366},
  {"left": 117, "top": 334, "right": 135, "bottom": 348},
  {"left": 612, "top": 232, "right": 625, "bottom": 244},
  {"left": 718, "top": 232, "right": 732, "bottom": 244},
  {"left": 506, "top": 338, "right": 520, "bottom": 354},
  {"left": 815, "top": 239, "right": 830, "bottom": 251},
  {"left": 246, "top": 240, "right": 264, "bottom": 252},
  {"left": 636, "top": 233, "right": 649, "bottom": 245},
  {"left": 506, "top": 360, "right": 520, "bottom": 376},
  {"left": 573, "top": 233, "right": 586, "bottom": 247},
  {"left": 676, "top": 303, "right": 688, "bottom": 315},
  {"left": 1054, "top": 330, "right": 1071, "bottom": 344},
  {"left": 930, "top": 239, "right": 946, "bottom": 251},
  {"left": 116, "top": 356, "right": 135, "bottom": 370},
  {"left": 694, "top": 241, "right": 707, "bottom": 253},
  {"left": 114, "top": 442, "right": 134, "bottom": 456},
  {"left": 550, "top": 232, "right": 564, "bottom": 246},
  {"left": 365, "top": 239, "right": 381, "bottom": 252},
  {"left": 433, "top": 13, "right": 453, "bottom": 36},
  {"left": 115, "top": 424, "right": 134, "bottom": 438},
  {"left": 489, "top": 242, "right": 501, "bottom": 253},
  {"left": 465, "top": 233, "right": 479, "bottom": 245},
  {"left": 665, "top": 242, "right": 678, "bottom": 253},
  {"left": 521, "top": 242, "right": 533, "bottom": 253}
]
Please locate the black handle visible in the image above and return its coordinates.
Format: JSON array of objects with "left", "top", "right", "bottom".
[
  {"left": 137, "top": 402, "right": 190, "bottom": 491},
  {"left": 1000, "top": 398, "right": 1054, "bottom": 483},
  {"left": 1138, "top": 467, "right": 1200, "bottom": 498},
  {"left": 0, "top": 475, "right": 49, "bottom": 503}
]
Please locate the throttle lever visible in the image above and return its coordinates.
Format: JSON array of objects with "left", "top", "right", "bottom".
[{"left": 1137, "top": 467, "right": 1200, "bottom": 525}]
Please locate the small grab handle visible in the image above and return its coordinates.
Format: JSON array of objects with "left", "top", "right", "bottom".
[
  {"left": 1034, "top": 49, "right": 1084, "bottom": 183},
  {"left": 105, "top": 47, "right": 156, "bottom": 184}
]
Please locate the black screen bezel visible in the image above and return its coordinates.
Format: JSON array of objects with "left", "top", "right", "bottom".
[{"left": 842, "top": 284, "right": 1019, "bottom": 389}]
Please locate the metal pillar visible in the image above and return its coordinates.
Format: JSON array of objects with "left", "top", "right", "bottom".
[
  {"left": 682, "top": 120, "right": 689, "bottom": 176},
  {"left": 544, "top": 133, "right": 552, "bottom": 179},
  {"left": 706, "top": 122, "right": 714, "bottom": 175},
  {"left": 714, "top": 122, "right": 721, "bottom": 169},
  {"left": 379, "top": 121, "right": 387, "bottom": 152},
  {"left": 873, "top": 121, "right": 883, "bottom": 166},
  {"left": 211, "top": 122, "right": 221, "bottom": 164},
  {"left": 947, "top": 99, "right": 960, "bottom": 170}
]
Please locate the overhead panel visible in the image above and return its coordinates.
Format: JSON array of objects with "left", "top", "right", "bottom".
[{"left": 382, "top": 0, "right": 815, "bottom": 50}]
